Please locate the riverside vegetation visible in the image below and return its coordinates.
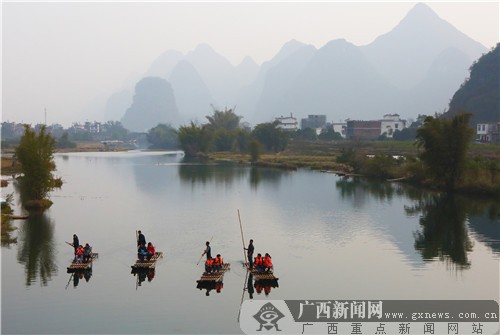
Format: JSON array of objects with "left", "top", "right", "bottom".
[
  {"left": 3, "top": 125, "right": 62, "bottom": 211},
  {"left": 206, "top": 113, "right": 500, "bottom": 197},
  {"left": 3, "top": 111, "right": 499, "bottom": 201}
]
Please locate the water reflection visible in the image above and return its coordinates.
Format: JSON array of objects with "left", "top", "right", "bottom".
[
  {"left": 406, "top": 194, "right": 474, "bottom": 269},
  {"left": 65, "top": 267, "right": 93, "bottom": 289},
  {"left": 178, "top": 158, "right": 247, "bottom": 186},
  {"left": 336, "top": 176, "right": 423, "bottom": 205},
  {"left": 249, "top": 166, "right": 288, "bottom": 189},
  {"left": 468, "top": 212, "right": 500, "bottom": 253},
  {"left": 178, "top": 158, "right": 287, "bottom": 188},
  {"left": 1, "top": 220, "right": 18, "bottom": 247},
  {"left": 254, "top": 279, "right": 279, "bottom": 297},
  {"left": 407, "top": 193, "right": 499, "bottom": 269},
  {"left": 16, "top": 212, "right": 57, "bottom": 286},
  {"left": 336, "top": 177, "right": 499, "bottom": 268},
  {"left": 132, "top": 269, "right": 156, "bottom": 288},
  {"left": 196, "top": 280, "right": 224, "bottom": 296},
  {"left": 247, "top": 273, "right": 254, "bottom": 299}
]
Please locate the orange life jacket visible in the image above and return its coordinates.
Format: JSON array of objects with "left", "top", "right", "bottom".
[
  {"left": 206, "top": 259, "right": 214, "bottom": 265},
  {"left": 254, "top": 256, "right": 262, "bottom": 266},
  {"left": 263, "top": 256, "right": 273, "bottom": 267},
  {"left": 214, "top": 256, "right": 223, "bottom": 266},
  {"left": 76, "top": 247, "right": 84, "bottom": 256}
]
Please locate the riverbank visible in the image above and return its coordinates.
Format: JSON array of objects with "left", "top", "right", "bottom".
[
  {"left": 3, "top": 139, "right": 499, "bottom": 196},
  {"left": 208, "top": 140, "right": 500, "bottom": 197}
]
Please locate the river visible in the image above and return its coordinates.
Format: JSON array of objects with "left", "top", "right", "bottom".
[{"left": 1, "top": 151, "right": 499, "bottom": 334}]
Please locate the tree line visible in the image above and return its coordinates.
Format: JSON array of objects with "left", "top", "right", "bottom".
[{"left": 147, "top": 108, "right": 290, "bottom": 160}]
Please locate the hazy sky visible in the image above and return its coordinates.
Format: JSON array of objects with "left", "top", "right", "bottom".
[{"left": 2, "top": 1, "right": 499, "bottom": 127}]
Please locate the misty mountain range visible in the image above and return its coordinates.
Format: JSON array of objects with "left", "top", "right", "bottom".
[{"left": 104, "top": 3, "right": 488, "bottom": 132}]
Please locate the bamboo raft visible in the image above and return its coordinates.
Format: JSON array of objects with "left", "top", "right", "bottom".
[
  {"left": 67, "top": 253, "right": 98, "bottom": 272},
  {"left": 245, "top": 263, "right": 279, "bottom": 281},
  {"left": 197, "top": 263, "right": 230, "bottom": 282},
  {"left": 131, "top": 252, "right": 163, "bottom": 271}
]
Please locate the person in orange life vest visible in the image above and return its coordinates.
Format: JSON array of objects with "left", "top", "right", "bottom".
[
  {"left": 216, "top": 282, "right": 223, "bottom": 293},
  {"left": 75, "top": 245, "right": 84, "bottom": 263},
  {"left": 254, "top": 253, "right": 264, "bottom": 273},
  {"left": 263, "top": 253, "right": 273, "bottom": 272},
  {"left": 213, "top": 254, "right": 223, "bottom": 272},
  {"left": 205, "top": 258, "right": 214, "bottom": 273},
  {"left": 254, "top": 281, "right": 263, "bottom": 294},
  {"left": 146, "top": 242, "right": 155, "bottom": 261}
]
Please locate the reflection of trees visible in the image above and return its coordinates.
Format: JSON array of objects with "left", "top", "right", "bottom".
[
  {"left": 468, "top": 211, "right": 500, "bottom": 253},
  {"left": 178, "top": 158, "right": 287, "bottom": 188},
  {"left": 17, "top": 212, "right": 57, "bottom": 286},
  {"left": 335, "top": 177, "right": 424, "bottom": 206},
  {"left": 335, "top": 177, "right": 499, "bottom": 269},
  {"left": 178, "top": 159, "right": 246, "bottom": 186},
  {"left": 406, "top": 194, "right": 484, "bottom": 269},
  {"left": 249, "top": 167, "right": 286, "bottom": 189}
]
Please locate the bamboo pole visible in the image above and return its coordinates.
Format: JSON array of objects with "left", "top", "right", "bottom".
[{"left": 237, "top": 209, "right": 248, "bottom": 264}]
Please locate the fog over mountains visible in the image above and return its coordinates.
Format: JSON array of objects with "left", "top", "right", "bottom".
[{"left": 102, "top": 3, "right": 487, "bottom": 132}]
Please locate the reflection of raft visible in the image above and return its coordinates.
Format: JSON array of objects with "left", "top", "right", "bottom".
[
  {"left": 197, "top": 263, "right": 230, "bottom": 282},
  {"left": 67, "top": 253, "right": 98, "bottom": 272},
  {"left": 196, "top": 280, "right": 217, "bottom": 290},
  {"left": 255, "top": 278, "right": 279, "bottom": 287},
  {"left": 131, "top": 252, "right": 163, "bottom": 271},
  {"left": 245, "top": 263, "right": 279, "bottom": 281}
]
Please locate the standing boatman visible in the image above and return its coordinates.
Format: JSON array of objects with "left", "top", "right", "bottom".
[
  {"left": 245, "top": 239, "right": 254, "bottom": 268},
  {"left": 137, "top": 230, "right": 146, "bottom": 247},
  {"left": 72, "top": 234, "right": 79, "bottom": 256},
  {"left": 202, "top": 241, "right": 212, "bottom": 260}
]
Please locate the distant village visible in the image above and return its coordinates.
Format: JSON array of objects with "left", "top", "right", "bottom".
[
  {"left": 276, "top": 113, "right": 499, "bottom": 143},
  {"left": 1, "top": 113, "right": 499, "bottom": 144}
]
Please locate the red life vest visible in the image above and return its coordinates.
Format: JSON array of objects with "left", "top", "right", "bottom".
[
  {"left": 264, "top": 256, "right": 273, "bottom": 267},
  {"left": 254, "top": 256, "right": 263, "bottom": 266},
  {"left": 206, "top": 259, "right": 214, "bottom": 265},
  {"left": 214, "top": 256, "right": 223, "bottom": 266}
]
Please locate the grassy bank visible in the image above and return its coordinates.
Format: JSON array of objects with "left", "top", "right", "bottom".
[{"left": 209, "top": 140, "right": 500, "bottom": 197}]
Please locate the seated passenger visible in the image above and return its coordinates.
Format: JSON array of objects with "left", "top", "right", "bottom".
[
  {"left": 213, "top": 254, "right": 223, "bottom": 272},
  {"left": 263, "top": 253, "right": 273, "bottom": 273},
  {"left": 205, "top": 258, "right": 214, "bottom": 273},
  {"left": 146, "top": 242, "right": 155, "bottom": 261},
  {"left": 254, "top": 253, "right": 264, "bottom": 273},
  {"left": 137, "top": 243, "right": 148, "bottom": 262},
  {"left": 83, "top": 243, "right": 92, "bottom": 262},
  {"left": 75, "top": 245, "right": 84, "bottom": 263}
]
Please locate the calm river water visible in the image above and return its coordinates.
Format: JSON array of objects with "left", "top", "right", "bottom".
[{"left": 1, "top": 151, "right": 499, "bottom": 334}]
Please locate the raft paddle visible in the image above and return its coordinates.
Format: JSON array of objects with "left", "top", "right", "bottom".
[{"left": 65, "top": 241, "right": 74, "bottom": 247}]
